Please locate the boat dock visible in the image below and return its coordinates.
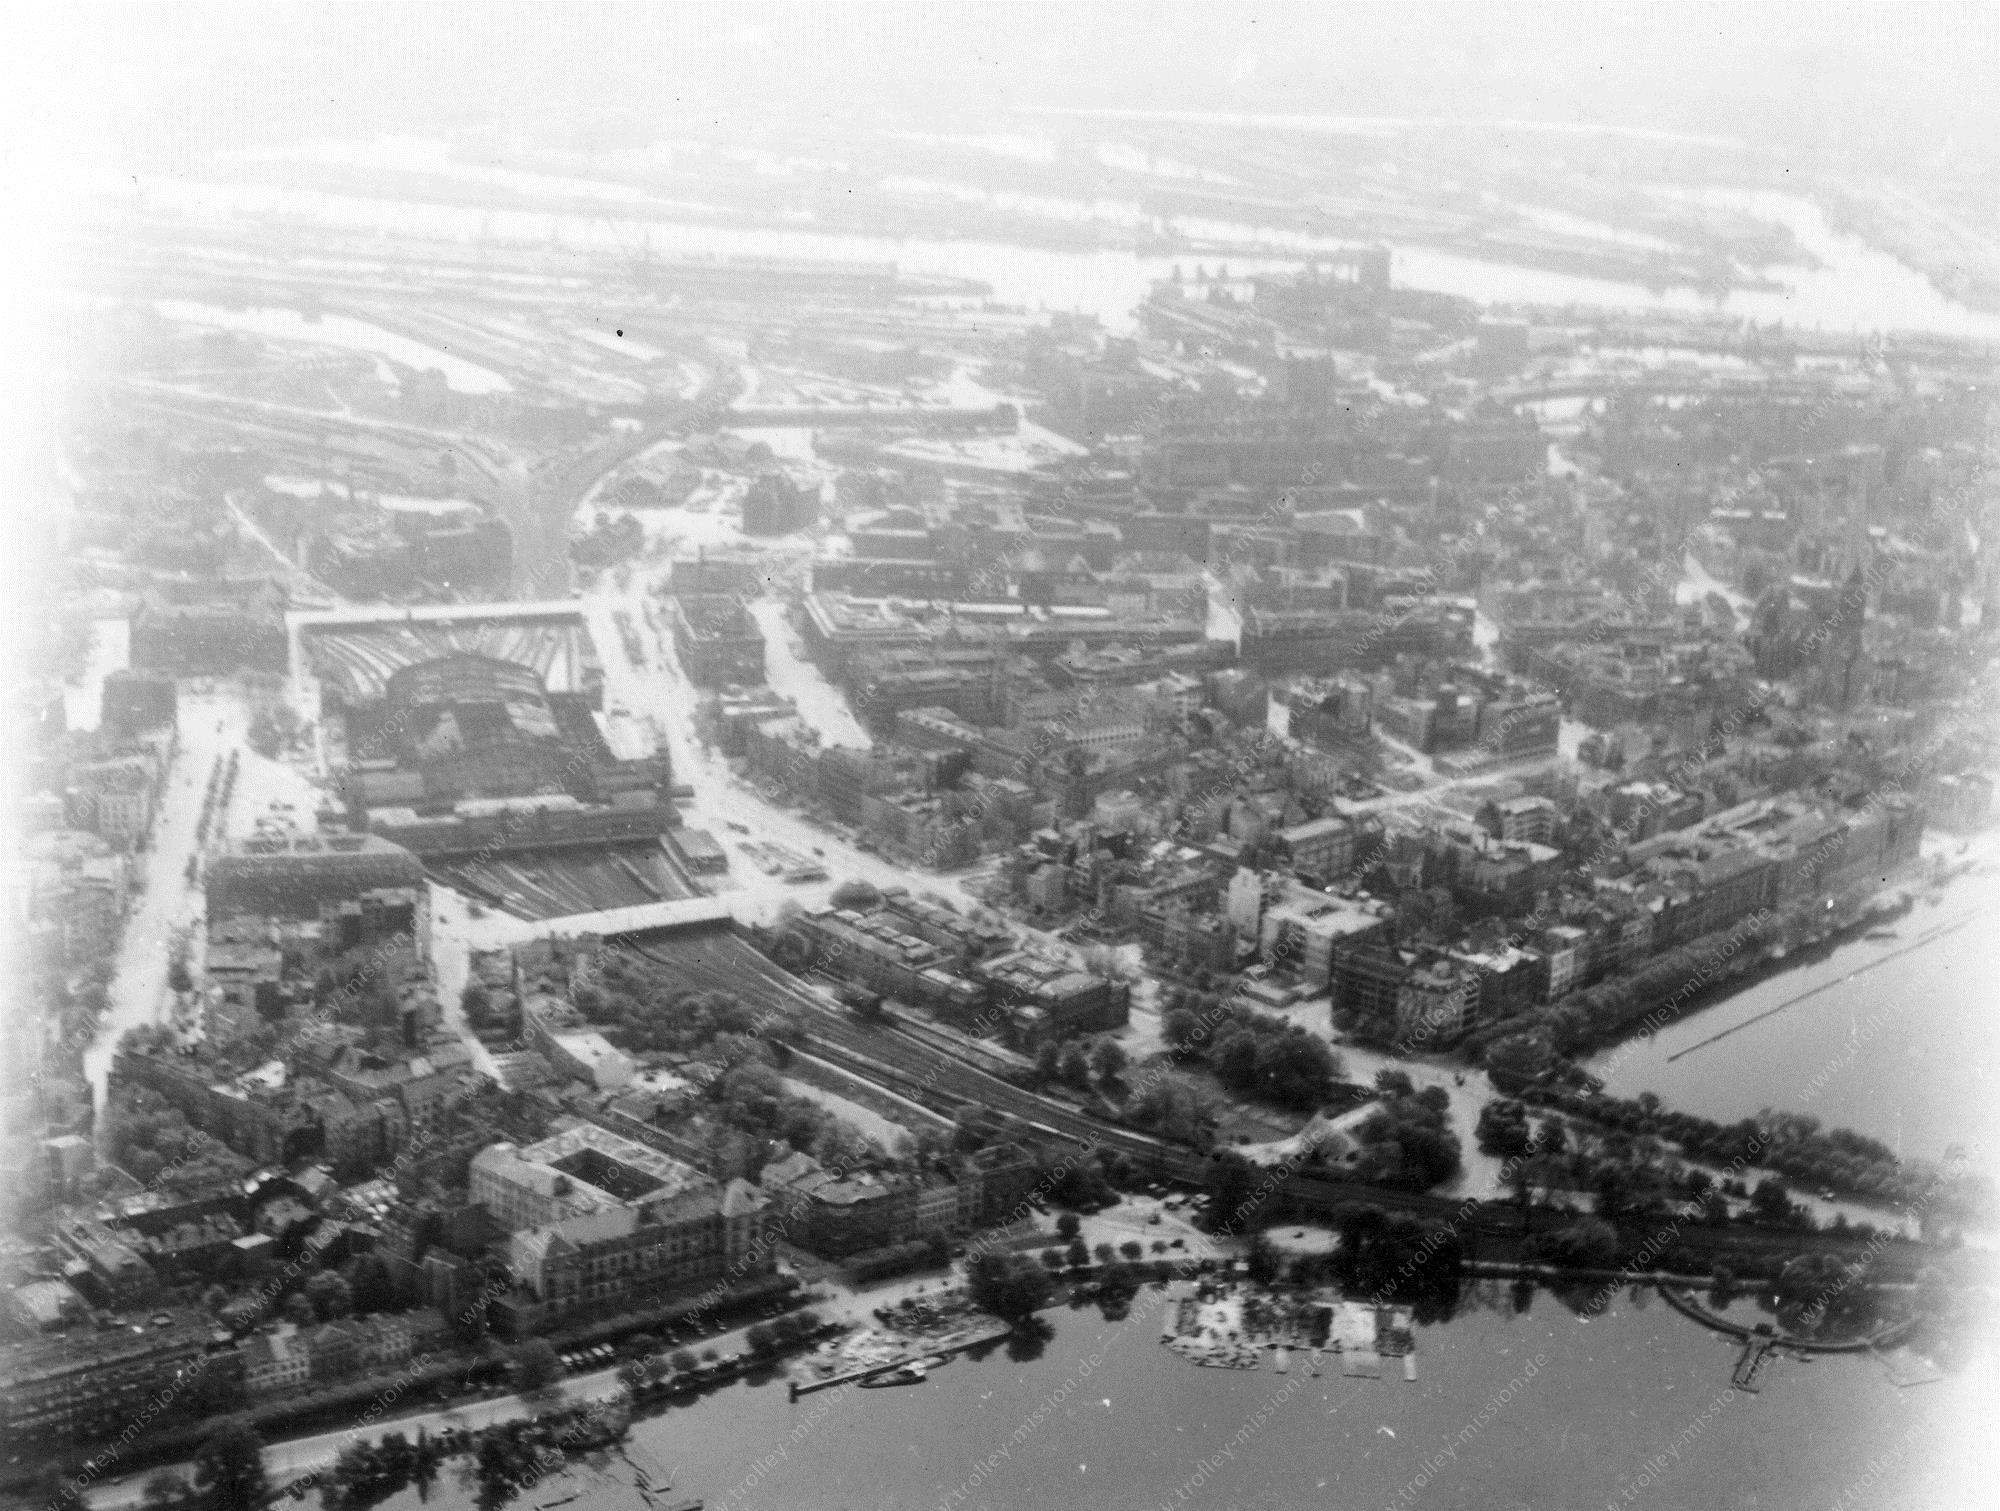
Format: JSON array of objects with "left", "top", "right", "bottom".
[{"left": 789, "top": 1325, "right": 1011, "bottom": 1399}]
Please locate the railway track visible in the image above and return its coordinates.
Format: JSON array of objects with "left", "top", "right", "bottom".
[
  {"left": 628, "top": 935, "right": 1469, "bottom": 1215},
  {"left": 620, "top": 933, "right": 1940, "bottom": 1274},
  {"left": 432, "top": 843, "right": 695, "bottom": 920}
]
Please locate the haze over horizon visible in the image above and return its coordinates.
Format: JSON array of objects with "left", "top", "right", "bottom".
[{"left": 9, "top": 3, "right": 1997, "bottom": 180}]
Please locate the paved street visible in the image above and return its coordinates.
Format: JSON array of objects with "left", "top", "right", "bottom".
[
  {"left": 79, "top": 1306, "right": 798, "bottom": 1511},
  {"left": 83, "top": 692, "right": 240, "bottom": 1110},
  {"left": 578, "top": 577, "right": 995, "bottom": 930}
]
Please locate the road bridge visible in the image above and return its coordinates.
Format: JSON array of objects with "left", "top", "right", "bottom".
[{"left": 455, "top": 894, "right": 734, "bottom": 950}]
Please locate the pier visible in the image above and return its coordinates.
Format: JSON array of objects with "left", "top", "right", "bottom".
[
  {"left": 1656, "top": 1285, "right": 1919, "bottom": 1356},
  {"left": 789, "top": 1325, "right": 1012, "bottom": 1400},
  {"left": 1731, "top": 1337, "right": 1777, "bottom": 1392},
  {"left": 1465, "top": 1266, "right": 1924, "bottom": 1385}
]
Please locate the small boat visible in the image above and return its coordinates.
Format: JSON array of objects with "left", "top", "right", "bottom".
[{"left": 859, "top": 1363, "right": 929, "bottom": 1388}]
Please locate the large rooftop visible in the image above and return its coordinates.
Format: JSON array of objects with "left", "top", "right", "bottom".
[{"left": 520, "top": 1122, "right": 711, "bottom": 1204}]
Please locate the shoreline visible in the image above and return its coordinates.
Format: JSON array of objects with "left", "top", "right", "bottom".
[
  {"left": 1579, "top": 833, "right": 1996, "bottom": 1076},
  {"left": 1660, "top": 909, "right": 1975, "bottom": 1066},
  {"left": 1579, "top": 832, "right": 2000, "bottom": 1165}
]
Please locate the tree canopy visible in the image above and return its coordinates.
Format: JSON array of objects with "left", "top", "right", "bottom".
[
  {"left": 829, "top": 879, "right": 882, "bottom": 911},
  {"left": 968, "top": 1251, "right": 1054, "bottom": 1320},
  {"left": 1352, "top": 1092, "right": 1462, "bottom": 1191},
  {"left": 512, "top": 1338, "right": 561, "bottom": 1391},
  {"left": 193, "top": 1419, "right": 267, "bottom": 1511}
]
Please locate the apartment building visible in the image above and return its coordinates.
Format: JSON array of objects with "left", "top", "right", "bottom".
[{"left": 0, "top": 1310, "right": 238, "bottom": 1444}]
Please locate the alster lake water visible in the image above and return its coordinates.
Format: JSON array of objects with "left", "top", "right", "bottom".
[
  {"left": 337, "top": 1282, "right": 1995, "bottom": 1511},
  {"left": 1585, "top": 863, "right": 2000, "bottom": 1168}
]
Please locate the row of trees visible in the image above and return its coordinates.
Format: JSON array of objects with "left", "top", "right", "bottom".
[
  {"left": 1033, "top": 1235, "right": 1150, "bottom": 1273},
  {"left": 1464, "top": 919, "right": 1784, "bottom": 1065},
  {"left": 1521, "top": 1086, "right": 1989, "bottom": 1219}
]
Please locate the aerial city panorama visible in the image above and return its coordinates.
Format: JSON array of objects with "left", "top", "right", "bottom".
[{"left": 4, "top": 6, "right": 1998, "bottom": 1509}]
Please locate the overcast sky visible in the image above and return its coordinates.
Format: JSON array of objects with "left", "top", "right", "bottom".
[{"left": 8, "top": 3, "right": 1995, "bottom": 180}]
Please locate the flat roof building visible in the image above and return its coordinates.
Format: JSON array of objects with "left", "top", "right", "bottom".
[{"left": 1258, "top": 881, "right": 1391, "bottom": 991}]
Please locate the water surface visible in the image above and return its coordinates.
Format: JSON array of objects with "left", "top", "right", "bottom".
[
  {"left": 1587, "top": 867, "right": 2000, "bottom": 1167},
  {"left": 353, "top": 1290, "right": 1995, "bottom": 1511}
]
